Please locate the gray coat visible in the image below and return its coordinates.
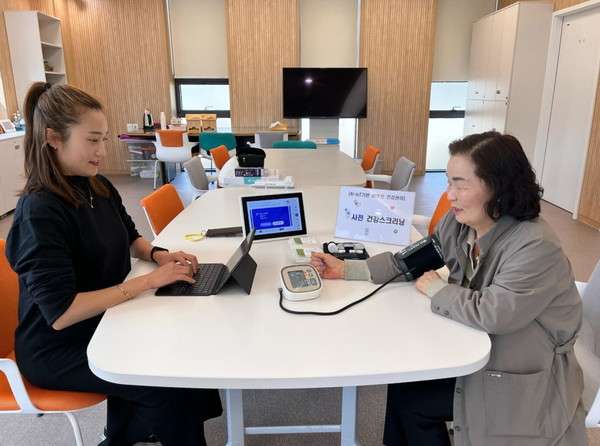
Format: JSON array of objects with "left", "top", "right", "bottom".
[{"left": 366, "top": 213, "right": 586, "bottom": 445}]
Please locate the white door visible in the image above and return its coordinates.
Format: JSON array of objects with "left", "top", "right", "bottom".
[
  {"left": 489, "top": 100, "right": 507, "bottom": 133},
  {"left": 541, "top": 7, "right": 600, "bottom": 212},
  {"left": 483, "top": 13, "right": 503, "bottom": 100},
  {"left": 467, "top": 20, "right": 486, "bottom": 100},
  {"left": 464, "top": 100, "right": 482, "bottom": 135},
  {"left": 495, "top": 5, "right": 518, "bottom": 101}
]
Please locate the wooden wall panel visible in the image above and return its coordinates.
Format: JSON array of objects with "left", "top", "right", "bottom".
[
  {"left": 576, "top": 74, "right": 600, "bottom": 228},
  {"left": 225, "top": 0, "right": 299, "bottom": 129},
  {"left": 553, "top": 0, "right": 587, "bottom": 10},
  {"left": 357, "top": 0, "right": 437, "bottom": 175},
  {"left": 53, "top": 0, "right": 172, "bottom": 174}
]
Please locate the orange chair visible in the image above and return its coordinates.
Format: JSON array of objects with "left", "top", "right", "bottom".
[
  {"left": 210, "top": 144, "right": 231, "bottom": 171},
  {"left": 412, "top": 192, "right": 452, "bottom": 236},
  {"left": 140, "top": 184, "right": 184, "bottom": 237},
  {"left": 359, "top": 144, "right": 382, "bottom": 188},
  {"left": 0, "top": 240, "right": 105, "bottom": 446},
  {"left": 428, "top": 192, "right": 451, "bottom": 235}
]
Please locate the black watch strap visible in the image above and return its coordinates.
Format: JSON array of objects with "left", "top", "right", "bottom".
[{"left": 150, "top": 246, "right": 168, "bottom": 263}]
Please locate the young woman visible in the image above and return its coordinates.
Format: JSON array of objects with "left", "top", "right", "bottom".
[
  {"left": 312, "top": 132, "right": 586, "bottom": 445},
  {"left": 6, "top": 82, "right": 222, "bottom": 446}
]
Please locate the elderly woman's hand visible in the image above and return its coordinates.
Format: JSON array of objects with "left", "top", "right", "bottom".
[
  {"left": 415, "top": 270, "right": 444, "bottom": 297},
  {"left": 310, "top": 252, "right": 345, "bottom": 279}
]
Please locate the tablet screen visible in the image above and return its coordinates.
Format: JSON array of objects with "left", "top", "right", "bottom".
[{"left": 240, "top": 192, "right": 307, "bottom": 240}]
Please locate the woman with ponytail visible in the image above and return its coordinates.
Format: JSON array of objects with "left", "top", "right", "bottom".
[{"left": 6, "top": 83, "right": 222, "bottom": 445}]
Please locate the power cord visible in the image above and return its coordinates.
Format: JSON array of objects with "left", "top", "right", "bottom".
[{"left": 278, "top": 271, "right": 403, "bottom": 316}]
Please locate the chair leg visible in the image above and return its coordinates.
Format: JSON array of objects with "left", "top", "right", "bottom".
[
  {"left": 64, "top": 412, "right": 84, "bottom": 446},
  {"left": 153, "top": 160, "right": 158, "bottom": 190}
]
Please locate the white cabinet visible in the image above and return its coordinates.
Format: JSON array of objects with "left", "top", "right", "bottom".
[
  {"left": 0, "top": 134, "right": 25, "bottom": 215},
  {"left": 464, "top": 1, "right": 552, "bottom": 162},
  {"left": 4, "top": 11, "right": 67, "bottom": 110}
]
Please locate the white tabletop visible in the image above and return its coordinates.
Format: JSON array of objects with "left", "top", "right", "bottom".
[
  {"left": 218, "top": 149, "right": 366, "bottom": 188},
  {"left": 88, "top": 187, "right": 490, "bottom": 389}
]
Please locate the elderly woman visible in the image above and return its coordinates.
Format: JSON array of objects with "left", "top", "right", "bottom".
[{"left": 312, "top": 132, "right": 585, "bottom": 445}]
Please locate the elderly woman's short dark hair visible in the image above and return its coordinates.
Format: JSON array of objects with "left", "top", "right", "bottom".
[{"left": 449, "top": 131, "right": 543, "bottom": 221}]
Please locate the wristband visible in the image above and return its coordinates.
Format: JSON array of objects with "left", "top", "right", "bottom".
[{"left": 150, "top": 246, "right": 168, "bottom": 263}]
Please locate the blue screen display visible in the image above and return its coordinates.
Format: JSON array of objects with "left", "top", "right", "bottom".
[{"left": 246, "top": 197, "right": 303, "bottom": 236}]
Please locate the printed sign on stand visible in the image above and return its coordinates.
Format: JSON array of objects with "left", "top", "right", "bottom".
[{"left": 335, "top": 187, "right": 415, "bottom": 245}]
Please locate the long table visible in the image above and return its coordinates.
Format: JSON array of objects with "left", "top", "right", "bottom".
[
  {"left": 218, "top": 149, "right": 366, "bottom": 188},
  {"left": 87, "top": 186, "right": 490, "bottom": 446}
]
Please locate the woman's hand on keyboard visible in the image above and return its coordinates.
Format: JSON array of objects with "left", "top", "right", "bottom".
[
  {"left": 153, "top": 250, "right": 198, "bottom": 275},
  {"left": 146, "top": 261, "right": 196, "bottom": 289}
]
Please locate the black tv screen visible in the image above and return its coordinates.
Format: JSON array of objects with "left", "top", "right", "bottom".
[{"left": 283, "top": 68, "right": 367, "bottom": 119}]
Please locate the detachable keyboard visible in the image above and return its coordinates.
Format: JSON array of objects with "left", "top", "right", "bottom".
[{"left": 155, "top": 263, "right": 227, "bottom": 296}]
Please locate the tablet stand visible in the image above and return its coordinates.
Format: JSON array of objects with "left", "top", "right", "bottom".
[{"left": 226, "top": 253, "right": 257, "bottom": 294}]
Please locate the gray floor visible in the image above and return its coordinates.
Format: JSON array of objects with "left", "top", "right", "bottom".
[{"left": 1, "top": 171, "right": 600, "bottom": 445}]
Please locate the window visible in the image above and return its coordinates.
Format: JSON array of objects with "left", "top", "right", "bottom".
[
  {"left": 426, "top": 81, "right": 467, "bottom": 171},
  {"left": 174, "top": 78, "right": 230, "bottom": 118}
]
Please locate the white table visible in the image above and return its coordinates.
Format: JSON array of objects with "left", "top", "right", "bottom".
[
  {"left": 218, "top": 149, "right": 366, "bottom": 188},
  {"left": 87, "top": 187, "right": 490, "bottom": 446}
]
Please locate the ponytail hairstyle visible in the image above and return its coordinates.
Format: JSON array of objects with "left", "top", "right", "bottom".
[{"left": 23, "top": 82, "right": 109, "bottom": 206}]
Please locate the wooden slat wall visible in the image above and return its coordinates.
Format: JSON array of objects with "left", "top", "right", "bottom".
[
  {"left": 54, "top": 0, "right": 172, "bottom": 174},
  {"left": 578, "top": 75, "right": 600, "bottom": 228},
  {"left": 357, "top": 0, "right": 437, "bottom": 175},
  {"left": 0, "top": 0, "right": 172, "bottom": 174},
  {"left": 225, "top": 0, "right": 299, "bottom": 129}
]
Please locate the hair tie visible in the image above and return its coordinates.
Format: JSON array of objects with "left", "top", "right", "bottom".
[{"left": 44, "top": 82, "right": 52, "bottom": 91}]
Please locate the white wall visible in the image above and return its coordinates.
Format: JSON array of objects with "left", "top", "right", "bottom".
[
  {"left": 169, "top": 0, "right": 228, "bottom": 78},
  {"left": 432, "top": 0, "right": 496, "bottom": 81},
  {"left": 300, "top": 0, "right": 358, "bottom": 67}
]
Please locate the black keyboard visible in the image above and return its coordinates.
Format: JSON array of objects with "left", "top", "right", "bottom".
[{"left": 156, "top": 263, "right": 227, "bottom": 296}]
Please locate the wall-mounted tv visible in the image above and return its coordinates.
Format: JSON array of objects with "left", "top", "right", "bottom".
[{"left": 283, "top": 68, "right": 367, "bottom": 119}]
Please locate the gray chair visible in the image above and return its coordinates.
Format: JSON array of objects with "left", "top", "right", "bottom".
[
  {"left": 366, "top": 156, "right": 416, "bottom": 191},
  {"left": 183, "top": 156, "right": 215, "bottom": 199},
  {"left": 575, "top": 259, "right": 600, "bottom": 428},
  {"left": 254, "top": 132, "right": 286, "bottom": 148}
]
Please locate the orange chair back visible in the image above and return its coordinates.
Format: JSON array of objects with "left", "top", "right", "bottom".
[
  {"left": 211, "top": 145, "right": 230, "bottom": 170},
  {"left": 361, "top": 144, "right": 381, "bottom": 172},
  {"left": 428, "top": 192, "right": 452, "bottom": 235},
  {"left": 157, "top": 129, "right": 185, "bottom": 147},
  {"left": 140, "top": 184, "right": 184, "bottom": 235},
  {"left": 0, "top": 240, "right": 18, "bottom": 358}
]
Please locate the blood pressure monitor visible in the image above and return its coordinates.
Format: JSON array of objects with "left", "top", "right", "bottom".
[{"left": 280, "top": 264, "right": 322, "bottom": 301}]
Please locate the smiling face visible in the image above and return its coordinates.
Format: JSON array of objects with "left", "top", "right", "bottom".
[
  {"left": 46, "top": 109, "right": 108, "bottom": 176},
  {"left": 446, "top": 154, "right": 495, "bottom": 237}
]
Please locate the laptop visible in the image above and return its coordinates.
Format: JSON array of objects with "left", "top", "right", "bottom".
[{"left": 155, "top": 230, "right": 256, "bottom": 296}]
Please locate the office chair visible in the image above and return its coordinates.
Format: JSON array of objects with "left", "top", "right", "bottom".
[
  {"left": 152, "top": 130, "right": 195, "bottom": 189},
  {"left": 210, "top": 145, "right": 231, "bottom": 171},
  {"left": 412, "top": 192, "right": 452, "bottom": 236},
  {"left": 575, "top": 259, "right": 600, "bottom": 428},
  {"left": 183, "top": 156, "right": 215, "bottom": 200},
  {"left": 140, "top": 184, "right": 185, "bottom": 237},
  {"left": 272, "top": 140, "right": 316, "bottom": 149},
  {"left": 357, "top": 144, "right": 382, "bottom": 188},
  {"left": 254, "top": 132, "right": 286, "bottom": 148},
  {"left": 199, "top": 132, "right": 237, "bottom": 153},
  {"left": 0, "top": 240, "right": 105, "bottom": 446},
  {"left": 367, "top": 156, "right": 416, "bottom": 191}
]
